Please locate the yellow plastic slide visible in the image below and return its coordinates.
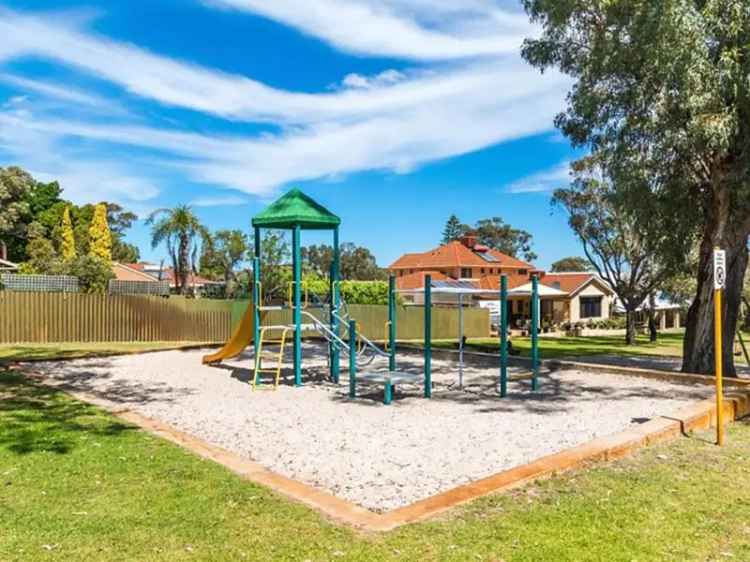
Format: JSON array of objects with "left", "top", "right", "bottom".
[{"left": 202, "top": 303, "right": 254, "bottom": 364}]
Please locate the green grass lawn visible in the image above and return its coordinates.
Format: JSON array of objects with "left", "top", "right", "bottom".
[
  {"left": 0, "top": 342, "right": 215, "bottom": 363},
  {"left": 431, "top": 331, "right": 687, "bottom": 360},
  {"left": 3, "top": 365, "right": 750, "bottom": 561}
]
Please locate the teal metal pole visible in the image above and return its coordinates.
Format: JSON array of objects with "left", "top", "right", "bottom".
[
  {"left": 531, "top": 274, "right": 540, "bottom": 391},
  {"left": 292, "top": 225, "right": 302, "bottom": 387},
  {"left": 424, "top": 274, "right": 432, "bottom": 398},
  {"left": 500, "top": 274, "right": 508, "bottom": 397},
  {"left": 252, "top": 257, "right": 260, "bottom": 362},
  {"left": 388, "top": 275, "right": 396, "bottom": 372},
  {"left": 348, "top": 320, "right": 357, "bottom": 398},
  {"left": 253, "top": 226, "right": 261, "bottom": 261},
  {"left": 330, "top": 226, "right": 340, "bottom": 383},
  {"left": 253, "top": 227, "right": 261, "bottom": 360}
]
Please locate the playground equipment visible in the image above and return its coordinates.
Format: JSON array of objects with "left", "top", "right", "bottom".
[
  {"left": 202, "top": 188, "right": 388, "bottom": 388},
  {"left": 203, "top": 188, "right": 541, "bottom": 402}
]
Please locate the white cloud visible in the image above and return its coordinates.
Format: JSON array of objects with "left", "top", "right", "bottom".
[
  {"left": 340, "top": 69, "right": 407, "bottom": 90},
  {"left": 0, "top": 107, "right": 159, "bottom": 211},
  {"left": 0, "top": 73, "right": 124, "bottom": 113},
  {"left": 0, "top": 9, "right": 558, "bottom": 126},
  {"left": 205, "top": 0, "right": 535, "bottom": 60},
  {"left": 0, "top": 5, "right": 571, "bottom": 205},
  {"left": 505, "top": 161, "right": 571, "bottom": 194},
  {"left": 190, "top": 195, "right": 250, "bottom": 207}
]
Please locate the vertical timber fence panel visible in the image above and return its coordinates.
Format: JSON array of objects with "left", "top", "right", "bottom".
[
  {"left": 0, "top": 293, "right": 489, "bottom": 345},
  {"left": 0, "top": 292, "right": 232, "bottom": 344}
]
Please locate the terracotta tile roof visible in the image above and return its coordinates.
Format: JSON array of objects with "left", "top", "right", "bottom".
[
  {"left": 477, "top": 274, "right": 535, "bottom": 291},
  {"left": 388, "top": 241, "right": 534, "bottom": 271},
  {"left": 541, "top": 273, "right": 612, "bottom": 296},
  {"left": 396, "top": 270, "right": 449, "bottom": 291},
  {"left": 112, "top": 263, "right": 160, "bottom": 282},
  {"left": 122, "top": 263, "right": 221, "bottom": 287}
]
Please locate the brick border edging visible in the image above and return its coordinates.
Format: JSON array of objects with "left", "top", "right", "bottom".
[{"left": 18, "top": 369, "right": 750, "bottom": 534}]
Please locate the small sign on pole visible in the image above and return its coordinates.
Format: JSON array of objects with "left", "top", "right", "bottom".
[
  {"left": 713, "top": 247, "right": 725, "bottom": 446},
  {"left": 714, "top": 249, "right": 726, "bottom": 290}
]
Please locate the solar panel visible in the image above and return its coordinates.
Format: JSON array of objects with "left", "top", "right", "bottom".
[
  {"left": 475, "top": 251, "right": 499, "bottom": 262},
  {"left": 432, "top": 280, "right": 477, "bottom": 289}
]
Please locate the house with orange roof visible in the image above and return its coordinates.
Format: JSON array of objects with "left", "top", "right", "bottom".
[
  {"left": 388, "top": 235, "right": 615, "bottom": 328},
  {"left": 112, "top": 262, "right": 224, "bottom": 296}
]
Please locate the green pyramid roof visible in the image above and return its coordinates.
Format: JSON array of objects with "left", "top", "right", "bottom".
[{"left": 252, "top": 188, "right": 341, "bottom": 230}]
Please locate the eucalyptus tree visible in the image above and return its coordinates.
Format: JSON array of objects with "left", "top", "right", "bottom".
[
  {"left": 554, "top": 157, "right": 688, "bottom": 344},
  {"left": 147, "top": 205, "right": 208, "bottom": 295},
  {"left": 523, "top": 0, "right": 750, "bottom": 375}
]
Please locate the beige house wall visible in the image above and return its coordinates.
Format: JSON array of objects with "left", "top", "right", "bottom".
[{"left": 569, "top": 282, "right": 613, "bottom": 323}]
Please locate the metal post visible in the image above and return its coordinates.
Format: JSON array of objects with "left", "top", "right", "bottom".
[
  {"left": 253, "top": 226, "right": 261, "bottom": 371},
  {"left": 292, "top": 225, "right": 302, "bottom": 387},
  {"left": 330, "top": 226, "right": 341, "bottom": 383},
  {"left": 252, "top": 256, "right": 261, "bottom": 367},
  {"left": 388, "top": 275, "right": 396, "bottom": 372},
  {"left": 348, "top": 319, "right": 357, "bottom": 398},
  {"left": 500, "top": 275, "right": 508, "bottom": 397},
  {"left": 458, "top": 293, "right": 464, "bottom": 389},
  {"left": 531, "top": 275, "right": 540, "bottom": 391},
  {"left": 714, "top": 246, "right": 725, "bottom": 446},
  {"left": 424, "top": 274, "right": 432, "bottom": 398}
]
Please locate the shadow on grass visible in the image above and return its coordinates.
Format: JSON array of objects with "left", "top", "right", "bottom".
[{"left": 0, "top": 369, "right": 133, "bottom": 456}]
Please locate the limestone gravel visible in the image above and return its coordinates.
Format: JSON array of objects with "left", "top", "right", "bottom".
[{"left": 34, "top": 343, "right": 711, "bottom": 511}]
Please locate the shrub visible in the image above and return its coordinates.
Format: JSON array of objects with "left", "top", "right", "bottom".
[{"left": 68, "top": 255, "right": 114, "bottom": 294}]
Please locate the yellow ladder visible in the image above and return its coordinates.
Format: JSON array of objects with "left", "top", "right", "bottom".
[{"left": 253, "top": 326, "right": 293, "bottom": 391}]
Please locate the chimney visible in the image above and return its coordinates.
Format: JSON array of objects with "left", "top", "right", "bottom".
[{"left": 459, "top": 234, "right": 477, "bottom": 249}]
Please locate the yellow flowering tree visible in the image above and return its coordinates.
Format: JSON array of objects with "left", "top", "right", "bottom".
[
  {"left": 61, "top": 206, "right": 77, "bottom": 261},
  {"left": 88, "top": 203, "right": 112, "bottom": 262}
]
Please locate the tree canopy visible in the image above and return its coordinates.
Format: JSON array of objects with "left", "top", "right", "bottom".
[
  {"left": 550, "top": 256, "right": 592, "bottom": 272},
  {"left": 148, "top": 205, "right": 208, "bottom": 295},
  {"left": 301, "top": 242, "right": 384, "bottom": 281},
  {"left": 522, "top": 0, "right": 750, "bottom": 374}
]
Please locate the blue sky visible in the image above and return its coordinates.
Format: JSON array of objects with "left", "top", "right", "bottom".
[{"left": 0, "top": 0, "right": 583, "bottom": 269}]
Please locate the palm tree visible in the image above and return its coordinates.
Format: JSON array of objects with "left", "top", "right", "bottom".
[{"left": 146, "top": 205, "right": 208, "bottom": 295}]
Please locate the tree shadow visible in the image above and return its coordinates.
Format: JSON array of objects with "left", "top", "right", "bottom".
[
  {"left": 29, "top": 359, "right": 194, "bottom": 406},
  {"left": 0, "top": 370, "right": 134, "bottom": 456}
]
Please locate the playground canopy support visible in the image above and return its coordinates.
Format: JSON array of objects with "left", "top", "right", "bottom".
[{"left": 251, "top": 188, "right": 342, "bottom": 386}]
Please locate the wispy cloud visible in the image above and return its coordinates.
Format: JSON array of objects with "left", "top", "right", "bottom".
[
  {"left": 505, "top": 161, "right": 571, "bottom": 194},
  {"left": 190, "top": 195, "right": 250, "bottom": 207},
  {"left": 205, "top": 0, "right": 535, "bottom": 60},
  {"left": 0, "top": 73, "right": 124, "bottom": 113},
  {"left": 0, "top": 5, "right": 570, "bottom": 205}
]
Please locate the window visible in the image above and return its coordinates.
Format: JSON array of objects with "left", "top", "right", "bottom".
[
  {"left": 580, "top": 296, "right": 602, "bottom": 318},
  {"left": 519, "top": 269, "right": 527, "bottom": 275},
  {"left": 461, "top": 268, "right": 472, "bottom": 278}
]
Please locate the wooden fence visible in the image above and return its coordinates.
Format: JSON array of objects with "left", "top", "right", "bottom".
[
  {"left": 0, "top": 292, "right": 231, "bottom": 344},
  {"left": 242, "top": 302, "right": 489, "bottom": 341},
  {"left": 0, "top": 293, "right": 490, "bottom": 344}
]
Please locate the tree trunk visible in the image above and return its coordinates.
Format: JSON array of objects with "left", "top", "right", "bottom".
[
  {"left": 648, "top": 293, "right": 658, "bottom": 342},
  {"left": 178, "top": 235, "right": 190, "bottom": 296},
  {"left": 683, "top": 208, "right": 749, "bottom": 377},
  {"left": 625, "top": 309, "right": 637, "bottom": 345}
]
